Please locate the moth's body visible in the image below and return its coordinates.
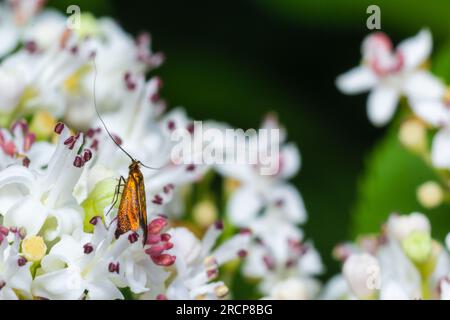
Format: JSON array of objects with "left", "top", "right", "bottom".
[{"left": 116, "top": 160, "right": 148, "bottom": 243}]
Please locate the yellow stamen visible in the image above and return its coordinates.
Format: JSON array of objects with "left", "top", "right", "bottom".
[
  {"left": 64, "top": 65, "right": 91, "bottom": 94},
  {"left": 30, "top": 111, "right": 57, "bottom": 140},
  {"left": 21, "top": 236, "right": 47, "bottom": 262}
]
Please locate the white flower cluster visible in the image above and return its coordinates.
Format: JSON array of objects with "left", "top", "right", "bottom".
[
  {"left": 323, "top": 212, "right": 450, "bottom": 300},
  {"left": 0, "top": 1, "right": 319, "bottom": 299},
  {"left": 334, "top": 28, "right": 450, "bottom": 300},
  {"left": 336, "top": 29, "right": 450, "bottom": 174},
  {"left": 215, "top": 115, "right": 323, "bottom": 299}
]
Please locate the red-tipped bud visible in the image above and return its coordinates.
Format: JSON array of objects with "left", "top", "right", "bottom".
[
  {"left": 151, "top": 254, "right": 176, "bottom": 266},
  {"left": 147, "top": 218, "right": 167, "bottom": 235}
]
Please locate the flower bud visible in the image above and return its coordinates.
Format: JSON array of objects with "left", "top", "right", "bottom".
[
  {"left": 417, "top": 181, "right": 443, "bottom": 209},
  {"left": 398, "top": 119, "right": 426, "bottom": 153},
  {"left": 75, "top": 13, "right": 101, "bottom": 39},
  {"left": 192, "top": 199, "right": 218, "bottom": 228},
  {"left": 343, "top": 253, "right": 381, "bottom": 299},
  {"left": 387, "top": 212, "right": 430, "bottom": 242},
  {"left": 402, "top": 231, "right": 432, "bottom": 264},
  {"left": 21, "top": 236, "right": 47, "bottom": 262}
]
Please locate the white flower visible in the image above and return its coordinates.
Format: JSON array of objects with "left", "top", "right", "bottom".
[
  {"left": 128, "top": 217, "right": 175, "bottom": 298},
  {"left": 264, "top": 277, "right": 318, "bottom": 300},
  {"left": 336, "top": 29, "right": 438, "bottom": 126},
  {"left": 214, "top": 115, "right": 319, "bottom": 298},
  {"left": 244, "top": 234, "right": 323, "bottom": 299},
  {"left": 0, "top": 0, "right": 45, "bottom": 58},
  {"left": 327, "top": 213, "right": 449, "bottom": 300},
  {"left": 32, "top": 215, "right": 174, "bottom": 300},
  {"left": 22, "top": 9, "right": 66, "bottom": 51},
  {"left": 407, "top": 79, "right": 450, "bottom": 169},
  {"left": 81, "top": 18, "right": 164, "bottom": 113},
  {"left": 440, "top": 279, "right": 450, "bottom": 300},
  {"left": 0, "top": 123, "right": 91, "bottom": 241},
  {"left": 0, "top": 119, "right": 53, "bottom": 170},
  {"left": 217, "top": 114, "right": 306, "bottom": 227},
  {"left": 32, "top": 218, "right": 122, "bottom": 300},
  {"left": 343, "top": 253, "right": 381, "bottom": 299},
  {"left": 0, "top": 3, "right": 20, "bottom": 58},
  {"left": 320, "top": 275, "right": 352, "bottom": 300},
  {"left": 377, "top": 240, "right": 422, "bottom": 299},
  {"left": 162, "top": 222, "right": 250, "bottom": 300},
  {"left": 0, "top": 31, "right": 95, "bottom": 120},
  {"left": 386, "top": 212, "right": 431, "bottom": 242},
  {"left": 0, "top": 227, "right": 33, "bottom": 300}
]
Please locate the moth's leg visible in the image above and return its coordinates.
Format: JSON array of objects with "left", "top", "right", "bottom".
[{"left": 105, "top": 176, "right": 126, "bottom": 216}]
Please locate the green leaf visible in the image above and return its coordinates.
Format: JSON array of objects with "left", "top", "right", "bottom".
[
  {"left": 432, "top": 43, "right": 450, "bottom": 83},
  {"left": 256, "top": 0, "right": 450, "bottom": 37},
  {"left": 351, "top": 122, "right": 450, "bottom": 242}
]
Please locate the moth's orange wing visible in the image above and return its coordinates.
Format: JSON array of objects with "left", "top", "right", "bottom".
[
  {"left": 116, "top": 164, "right": 148, "bottom": 243},
  {"left": 136, "top": 168, "right": 148, "bottom": 243},
  {"left": 117, "top": 174, "right": 140, "bottom": 236}
]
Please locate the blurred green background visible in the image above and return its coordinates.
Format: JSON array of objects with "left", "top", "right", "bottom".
[{"left": 47, "top": 0, "right": 450, "bottom": 279}]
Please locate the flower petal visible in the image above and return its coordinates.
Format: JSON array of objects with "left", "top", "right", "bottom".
[
  {"left": 45, "top": 235, "right": 86, "bottom": 267},
  {"left": 441, "top": 281, "right": 450, "bottom": 300},
  {"left": 0, "top": 184, "right": 27, "bottom": 216},
  {"left": 86, "top": 279, "right": 124, "bottom": 300},
  {"left": 380, "top": 281, "right": 409, "bottom": 300},
  {"left": 4, "top": 195, "right": 48, "bottom": 237},
  {"left": 336, "top": 66, "right": 377, "bottom": 94},
  {"left": 298, "top": 244, "right": 324, "bottom": 276},
  {"left": 8, "top": 264, "right": 32, "bottom": 298},
  {"left": 431, "top": 128, "right": 450, "bottom": 169},
  {"left": 0, "top": 68, "right": 26, "bottom": 112},
  {"left": 410, "top": 99, "right": 450, "bottom": 127},
  {"left": 227, "top": 186, "right": 263, "bottom": 227},
  {"left": 403, "top": 71, "right": 446, "bottom": 101},
  {"left": 397, "top": 29, "right": 432, "bottom": 70},
  {"left": 212, "top": 232, "right": 250, "bottom": 265},
  {"left": 279, "top": 143, "right": 301, "bottom": 179},
  {"left": 0, "top": 21, "right": 19, "bottom": 58},
  {"left": 45, "top": 205, "right": 84, "bottom": 241},
  {"left": 170, "top": 227, "right": 202, "bottom": 266},
  {"left": 367, "top": 85, "right": 400, "bottom": 126},
  {"left": 0, "top": 286, "right": 19, "bottom": 300},
  {"left": 242, "top": 245, "right": 267, "bottom": 278},
  {"left": 32, "top": 268, "right": 85, "bottom": 300},
  {"left": 268, "top": 184, "right": 307, "bottom": 224},
  {"left": 0, "top": 165, "right": 35, "bottom": 190}
]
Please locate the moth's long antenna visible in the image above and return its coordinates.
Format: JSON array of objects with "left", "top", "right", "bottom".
[{"left": 91, "top": 57, "right": 161, "bottom": 170}]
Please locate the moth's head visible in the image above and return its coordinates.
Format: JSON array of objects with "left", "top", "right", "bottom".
[{"left": 129, "top": 159, "right": 141, "bottom": 170}]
